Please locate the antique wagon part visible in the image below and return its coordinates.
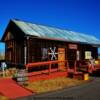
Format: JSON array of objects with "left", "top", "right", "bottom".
[{"left": 48, "top": 47, "right": 58, "bottom": 60}]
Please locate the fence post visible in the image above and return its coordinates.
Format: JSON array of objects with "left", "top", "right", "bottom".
[
  {"left": 74, "top": 60, "right": 77, "bottom": 73},
  {"left": 65, "top": 60, "right": 68, "bottom": 76}
]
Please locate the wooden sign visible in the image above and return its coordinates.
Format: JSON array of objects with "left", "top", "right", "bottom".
[{"left": 69, "top": 44, "right": 77, "bottom": 49}]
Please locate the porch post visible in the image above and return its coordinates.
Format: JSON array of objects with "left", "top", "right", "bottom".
[
  {"left": 24, "top": 36, "right": 29, "bottom": 70},
  {"left": 49, "top": 64, "right": 51, "bottom": 74},
  {"left": 74, "top": 60, "right": 77, "bottom": 73},
  {"left": 24, "top": 46, "right": 27, "bottom": 65}
]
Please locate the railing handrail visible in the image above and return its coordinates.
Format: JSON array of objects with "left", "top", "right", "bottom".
[{"left": 26, "top": 60, "right": 67, "bottom": 68}]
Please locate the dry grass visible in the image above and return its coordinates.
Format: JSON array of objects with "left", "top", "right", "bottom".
[
  {"left": 26, "top": 77, "right": 86, "bottom": 93},
  {"left": 0, "top": 68, "right": 17, "bottom": 78},
  {"left": 0, "top": 95, "right": 8, "bottom": 100}
]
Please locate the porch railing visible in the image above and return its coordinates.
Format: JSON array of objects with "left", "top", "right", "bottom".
[
  {"left": 25, "top": 59, "right": 100, "bottom": 74},
  {"left": 26, "top": 60, "right": 68, "bottom": 74}
]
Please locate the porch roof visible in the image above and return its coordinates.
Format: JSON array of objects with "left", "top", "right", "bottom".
[{"left": 12, "top": 19, "right": 100, "bottom": 46}]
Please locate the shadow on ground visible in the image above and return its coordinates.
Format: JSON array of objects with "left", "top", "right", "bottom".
[{"left": 90, "top": 70, "right": 100, "bottom": 77}]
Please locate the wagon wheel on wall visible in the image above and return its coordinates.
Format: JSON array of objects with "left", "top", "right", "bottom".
[{"left": 48, "top": 47, "right": 58, "bottom": 61}]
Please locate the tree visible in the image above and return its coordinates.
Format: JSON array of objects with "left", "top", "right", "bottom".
[{"left": 0, "top": 52, "right": 5, "bottom": 60}]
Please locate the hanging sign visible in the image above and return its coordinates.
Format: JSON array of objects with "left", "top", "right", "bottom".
[{"left": 69, "top": 44, "right": 77, "bottom": 49}]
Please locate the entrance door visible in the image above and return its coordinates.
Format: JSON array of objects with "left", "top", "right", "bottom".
[
  {"left": 67, "top": 49, "right": 77, "bottom": 69},
  {"left": 58, "top": 48, "right": 65, "bottom": 70}
]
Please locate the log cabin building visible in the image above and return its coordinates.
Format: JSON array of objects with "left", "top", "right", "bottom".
[{"left": 1, "top": 19, "right": 100, "bottom": 70}]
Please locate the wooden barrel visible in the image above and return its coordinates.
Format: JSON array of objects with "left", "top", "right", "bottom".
[{"left": 16, "top": 69, "right": 28, "bottom": 85}]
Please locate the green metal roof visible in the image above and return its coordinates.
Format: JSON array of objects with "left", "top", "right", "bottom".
[{"left": 12, "top": 19, "right": 100, "bottom": 46}]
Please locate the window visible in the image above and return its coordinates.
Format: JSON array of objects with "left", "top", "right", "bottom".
[
  {"left": 41, "top": 47, "right": 58, "bottom": 61},
  {"left": 41, "top": 48, "right": 48, "bottom": 61},
  {"left": 7, "top": 41, "right": 13, "bottom": 48},
  {"left": 85, "top": 51, "right": 91, "bottom": 59}
]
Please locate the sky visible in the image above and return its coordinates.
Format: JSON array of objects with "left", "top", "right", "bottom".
[{"left": 0, "top": 0, "right": 100, "bottom": 53}]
